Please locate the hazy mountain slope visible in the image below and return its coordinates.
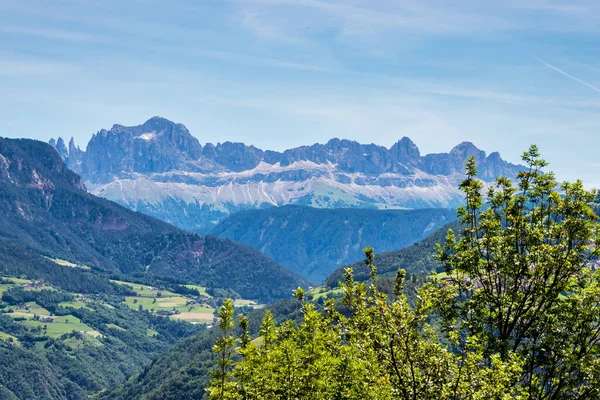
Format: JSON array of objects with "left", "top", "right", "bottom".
[
  {"left": 51, "top": 117, "right": 523, "bottom": 232},
  {"left": 211, "top": 206, "right": 455, "bottom": 281},
  {"left": 0, "top": 137, "right": 307, "bottom": 302},
  {"left": 324, "top": 220, "right": 461, "bottom": 288}
]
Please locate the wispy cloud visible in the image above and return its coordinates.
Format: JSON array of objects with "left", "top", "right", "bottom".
[
  {"left": 0, "top": 59, "right": 77, "bottom": 75},
  {"left": 418, "top": 84, "right": 600, "bottom": 109},
  {"left": 534, "top": 55, "right": 600, "bottom": 94},
  {"left": 235, "top": 0, "right": 600, "bottom": 45},
  {"left": 235, "top": 0, "right": 502, "bottom": 44},
  {"left": 0, "top": 26, "right": 97, "bottom": 42},
  {"left": 194, "top": 50, "right": 334, "bottom": 72}
]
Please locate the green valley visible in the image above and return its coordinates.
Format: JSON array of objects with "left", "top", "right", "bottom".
[{"left": 0, "top": 275, "right": 204, "bottom": 399}]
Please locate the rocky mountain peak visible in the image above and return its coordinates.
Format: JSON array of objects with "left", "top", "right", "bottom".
[
  {"left": 390, "top": 137, "right": 421, "bottom": 167},
  {"left": 82, "top": 117, "right": 205, "bottom": 180},
  {"left": 141, "top": 116, "right": 187, "bottom": 133},
  {"left": 448, "top": 141, "right": 487, "bottom": 173},
  {"left": 487, "top": 151, "right": 502, "bottom": 162},
  {"left": 49, "top": 137, "right": 84, "bottom": 174},
  {"left": 449, "top": 141, "right": 485, "bottom": 159},
  {"left": 54, "top": 137, "right": 69, "bottom": 160}
]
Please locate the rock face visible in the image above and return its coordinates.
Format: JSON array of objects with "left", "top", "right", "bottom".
[
  {"left": 50, "top": 117, "right": 524, "bottom": 232},
  {"left": 81, "top": 116, "right": 208, "bottom": 179},
  {"left": 49, "top": 136, "right": 84, "bottom": 174}
]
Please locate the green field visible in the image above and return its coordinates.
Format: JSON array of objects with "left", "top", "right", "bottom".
[
  {"left": 63, "top": 334, "right": 103, "bottom": 349},
  {"left": 112, "top": 280, "right": 217, "bottom": 324},
  {"left": 0, "top": 331, "right": 18, "bottom": 344},
  {"left": 0, "top": 277, "right": 100, "bottom": 344},
  {"left": 309, "top": 286, "right": 344, "bottom": 300},
  {"left": 234, "top": 299, "right": 257, "bottom": 306},
  {"left": 44, "top": 256, "right": 91, "bottom": 270},
  {"left": 22, "top": 315, "right": 100, "bottom": 338},
  {"left": 2, "top": 275, "right": 256, "bottom": 331},
  {"left": 0, "top": 274, "right": 206, "bottom": 354},
  {"left": 106, "top": 323, "right": 125, "bottom": 331},
  {"left": 184, "top": 284, "right": 212, "bottom": 297},
  {"left": 10, "top": 302, "right": 50, "bottom": 318},
  {"left": 124, "top": 295, "right": 215, "bottom": 323},
  {"left": 0, "top": 278, "right": 31, "bottom": 295},
  {"left": 111, "top": 280, "right": 182, "bottom": 297},
  {"left": 112, "top": 279, "right": 262, "bottom": 324},
  {"left": 60, "top": 299, "right": 94, "bottom": 310}
]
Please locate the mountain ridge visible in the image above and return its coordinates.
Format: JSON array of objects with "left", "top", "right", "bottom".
[
  {"left": 0, "top": 137, "right": 308, "bottom": 302},
  {"left": 50, "top": 117, "right": 524, "bottom": 232}
]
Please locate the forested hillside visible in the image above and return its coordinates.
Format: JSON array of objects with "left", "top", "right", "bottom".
[
  {"left": 0, "top": 138, "right": 307, "bottom": 303},
  {"left": 0, "top": 278, "right": 203, "bottom": 400},
  {"left": 0, "top": 137, "right": 311, "bottom": 399},
  {"left": 100, "top": 225, "right": 447, "bottom": 399},
  {"left": 101, "top": 299, "right": 303, "bottom": 400},
  {"left": 324, "top": 219, "right": 460, "bottom": 287},
  {"left": 211, "top": 206, "right": 455, "bottom": 281}
]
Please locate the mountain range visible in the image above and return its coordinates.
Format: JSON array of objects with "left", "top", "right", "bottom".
[
  {"left": 0, "top": 137, "right": 307, "bottom": 302},
  {"left": 50, "top": 116, "right": 523, "bottom": 232}
]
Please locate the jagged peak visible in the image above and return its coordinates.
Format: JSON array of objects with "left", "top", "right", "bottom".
[
  {"left": 487, "top": 151, "right": 502, "bottom": 161},
  {"left": 390, "top": 137, "right": 420, "bottom": 153},
  {"left": 397, "top": 136, "right": 417, "bottom": 146},
  {"left": 146, "top": 115, "right": 170, "bottom": 123},
  {"left": 142, "top": 116, "right": 188, "bottom": 132},
  {"left": 101, "top": 117, "right": 188, "bottom": 135},
  {"left": 450, "top": 141, "right": 478, "bottom": 150},
  {"left": 449, "top": 141, "right": 485, "bottom": 158}
]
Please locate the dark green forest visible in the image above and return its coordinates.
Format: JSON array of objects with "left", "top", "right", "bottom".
[{"left": 211, "top": 205, "right": 455, "bottom": 281}]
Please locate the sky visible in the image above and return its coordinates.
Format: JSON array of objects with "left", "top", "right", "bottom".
[{"left": 1, "top": 0, "right": 599, "bottom": 186}]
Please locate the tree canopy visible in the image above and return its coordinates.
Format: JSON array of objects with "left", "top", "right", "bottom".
[{"left": 208, "top": 145, "right": 600, "bottom": 400}]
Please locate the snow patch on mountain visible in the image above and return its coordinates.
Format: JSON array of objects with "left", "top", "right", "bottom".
[{"left": 137, "top": 132, "right": 157, "bottom": 141}]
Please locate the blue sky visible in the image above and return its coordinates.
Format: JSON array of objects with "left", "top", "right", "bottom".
[{"left": 1, "top": 0, "right": 600, "bottom": 186}]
